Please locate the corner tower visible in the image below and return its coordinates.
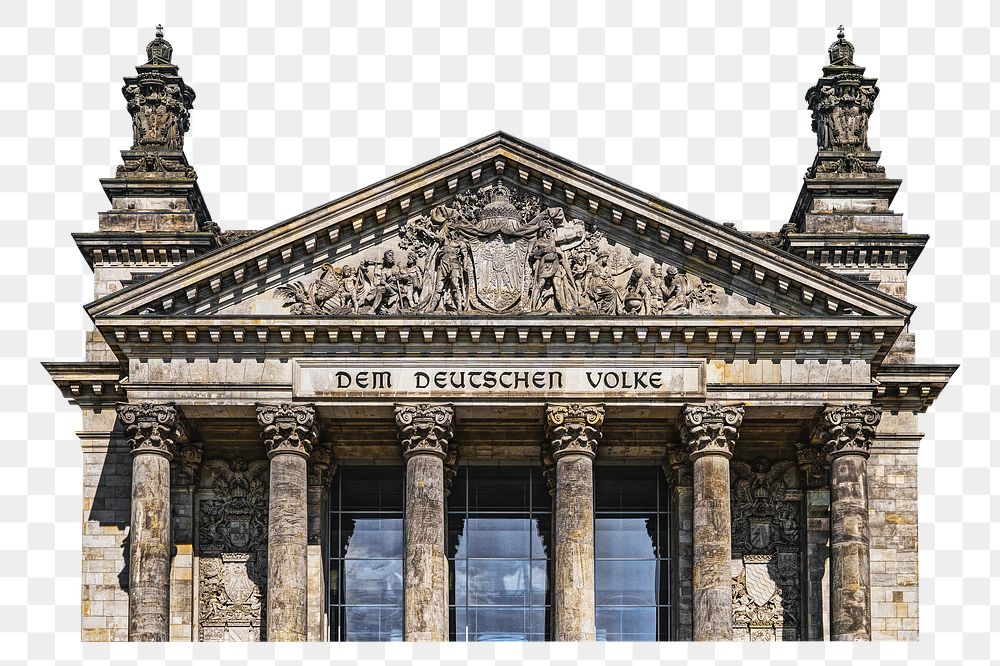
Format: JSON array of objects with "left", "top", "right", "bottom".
[{"left": 76, "top": 26, "right": 218, "bottom": 360}]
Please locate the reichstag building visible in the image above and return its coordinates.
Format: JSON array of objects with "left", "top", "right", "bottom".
[{"left": 46, "top": 27, "right": 954, "bottom": 642}]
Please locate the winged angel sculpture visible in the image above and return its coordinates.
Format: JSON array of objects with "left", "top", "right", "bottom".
[{"left": 277, "top": 183, "right": 721, "bottom": 316}]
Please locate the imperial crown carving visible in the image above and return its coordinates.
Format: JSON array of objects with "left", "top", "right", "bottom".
[
  {"left": 256, "top": 403, "right": 319, "bottom": 458},
  {"left": 118, "top": 402, "right": 188, "bottom": 458},
  {"left": 680, "top": 404, "right": 744, "bottom": 459},
  {"left": 276, "top": 183, "right": 724, "bottom": 317},
  {"left": 811, "top": 404, "right": 882, "bottom": 460},
  {"left": 395, "top": 403, "right": 455, "bottom": 460}
]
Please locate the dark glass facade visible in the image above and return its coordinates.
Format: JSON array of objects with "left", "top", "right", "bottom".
[
  {"left": 329, "top": 464, "right": 670, "bottom": 641},
  {"left": 448, "top": 466, "right": 551, "bottom": 641},
  {"left": 329, "top": 466, "right": 405, "bottom": 641},
  {"left": 594, "top": 466, "right": 671, "bottom": 641}
]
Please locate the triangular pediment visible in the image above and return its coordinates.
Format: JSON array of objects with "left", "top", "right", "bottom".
[{"left": 86, "top": 132, "right": 913, "bottom": 323}]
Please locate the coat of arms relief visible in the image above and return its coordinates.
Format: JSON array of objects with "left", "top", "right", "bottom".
[
  {"left": 730, "top": 458, "right": 802, "bottom": 642},
  {"left": 197, "top": 459, "right": 269, "bottom": 641},
  {"left": 276, "top": 183, "right": 745, "bottom": 317}
]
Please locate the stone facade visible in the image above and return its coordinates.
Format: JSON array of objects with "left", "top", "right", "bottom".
[{"left": 45, "top": 27, "right": 955, "bottom": 642}]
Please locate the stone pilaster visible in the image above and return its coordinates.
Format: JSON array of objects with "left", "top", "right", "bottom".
[
  {"left": 257, "top": 403, "right": 318, "bottom": 642},
  {"left": 811, "top": 404, "right": 882, "bottom": 641},
  {"left": 664, "top": 448, "right": 694, "bottom": 641},
  {"left": 680, "top": 403, "right": 744, "bottom": 642},
  {"left": 306, "top": 444, "right": 335, "bottom": 641},
  {"left": 797, "top": 442, "right": 831, "bottom": 640},
  {"left": 544, "top": 403, "right": 604, "bottom": 641},
  {"left": 118, "top": 402, "right": 189, "bottom": 641},
  {"left": 168, "top": 442, "right": 202, "bottom": 641},
  {"left": 396, "top": 403, "right": 454, "bottom": 641}
]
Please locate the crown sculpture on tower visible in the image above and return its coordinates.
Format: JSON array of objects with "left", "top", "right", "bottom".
[{"left": 804, "top": 26, "right": 886, "bottom": 178}]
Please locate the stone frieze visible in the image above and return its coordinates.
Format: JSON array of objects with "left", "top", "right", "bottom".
[{"left": 275, "top": 183, "right": 730, "bottom": 316}]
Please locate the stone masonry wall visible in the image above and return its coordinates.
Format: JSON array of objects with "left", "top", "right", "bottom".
[
  {"left": 868, "top": 414, "right": 921, "bottom": 640},
  {"left": 79, "top": 408, "right": 130, "bottom": 641}
]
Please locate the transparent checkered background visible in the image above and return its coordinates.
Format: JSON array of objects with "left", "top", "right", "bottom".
[{"left": 0, "top": 0, "right": 993, "bottom": 663}]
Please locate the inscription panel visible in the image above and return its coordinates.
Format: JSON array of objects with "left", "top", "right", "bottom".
[{"left": 294, "top": 358, "right": 705, "bottom": 402}]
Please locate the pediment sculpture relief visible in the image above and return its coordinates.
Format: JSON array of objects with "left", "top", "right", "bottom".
[{"left": 276, "top": 183, "right": 723, "bottom": 316}]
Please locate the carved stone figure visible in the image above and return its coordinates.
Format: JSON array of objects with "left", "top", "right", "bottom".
[
  {"left": 806, "top": 27, "right": 880, "bottom": 154},
  {"left": 121, "top": 27, "right": 195, "bottom": 153},
  {"left": 198, "top": 459, "right": 270, "bottom": 641},
  {"left": 275, "top": 183, "right": 728, "bottom": 317}
]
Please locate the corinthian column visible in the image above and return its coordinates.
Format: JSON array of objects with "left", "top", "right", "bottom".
[
  {"left": 544, "top": 403, "right": 604, "bottom": 641},
  {"left": 812, "top": 404, "right": 881, "bottom": 641},
  {"left": 680, "top": 404, "right": 744, "bottom": 642},
  {"left": 257, "top": 403, "right": 318, "bottom": 642},
  {"left": 396, "top": 403, "right": 455, "bottom": 642},
  {"left": 118, "top": 402, "right": 188, "bottom": 642}
]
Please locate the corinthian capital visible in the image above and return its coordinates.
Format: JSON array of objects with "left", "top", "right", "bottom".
[
  {"left": 395, "top": 403, "right": 454, "bottom": 460},
  {"left": 256, "top": 403, "right": 318, "bottom": 458},
  {"left": 810, "top": 404, "right": 882, "bottom": 460},
  {"left": 680, "top": 404, "right": 744, "bottom": 460},
  {"left": 544, "top": 403, "right": 604, "bottom": 460},
  {"left": 663, "top": 446, "right": 693, "bottom": 488},
  {"left": 118, "top": 402, "right": 188, "bottom": 459},
  {"left": 307, "top": 444, "right": 336, "bottom": 487},
  {"left": 795, "top": 442, "right": 828, "bottom": 489},
  {"left": 171, "top": 442, "right": 204, "bottom": 486}
]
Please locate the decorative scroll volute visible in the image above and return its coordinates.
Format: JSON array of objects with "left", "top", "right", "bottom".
[
  {"left": 795, "top": 442, "right": 829, "bottom": 489},
  {"left": 118, "top": 402, "right": 188, "bottom": 459},
  {"left": 680, "top": 404, "right": 744, "bottom": 460},
  {"left": 395, "top": 403, "right": 455, "bottom": 460},
  {"left": 306, "top": 444, "right": 335, "bottom": 487},
  {"left": 810, "top": 404, "right": 882, "bottom": 460},
  {"left": 256, "top": 403, "right": 318, "bottom": 458},
  {"left": 171, "top": 442, "right": 204, "bottom": 487},
  {"left": 663, "top": 446, "right": 693, "bottom": 488},
  {"left": 544, "top": 403, "right": 604, "bottom": 460}
]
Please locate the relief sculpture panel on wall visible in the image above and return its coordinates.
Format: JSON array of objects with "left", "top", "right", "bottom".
[
  {"left": 275, "top": 183, "right": 766, "bottom": 317},
  {"left": 197, "top": 459, "right": 269, "bottom": 641},
  {"left": 730, "top": 458, "right": 801, "bottom": 641}
]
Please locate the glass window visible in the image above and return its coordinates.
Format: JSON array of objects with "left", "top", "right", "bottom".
[
  {"left": 594, "top": 467, "right": 671, "bottom": 641},
  {"left": 449, "top": 466, "right": 551, "bottom": 641},
  {"left": 330, "top": 467, "right": 405, "bottom": 641}
]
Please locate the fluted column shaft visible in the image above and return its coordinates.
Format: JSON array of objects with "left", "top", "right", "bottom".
[
  {"left": 813, "top": 404, "right": 881, "bottom": 641},
  {"left": 544, "top": 403, "right": 604, "bottom": 641},
  {"left": 397, "top": 403, "right": 455, "bottom": 642},
  {"left": 258, "top": 403, "right": 318, "bottom": 642},
  {"left": 118, "top": 402, "right": 188, "bottom": 642},
  {"left": 681, "top": 404, "right": 744, "bottom": 642}
]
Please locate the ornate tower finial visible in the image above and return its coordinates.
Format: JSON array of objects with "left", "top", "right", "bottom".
[
  {"left": 827, "top": 24, "right": 856, "bottom": 66},
  {"left": 801, "top": 26, "right": 884, "bottom": 178},
  {"left": 145, "top": 24, "right": 173, "bottom": 64}
]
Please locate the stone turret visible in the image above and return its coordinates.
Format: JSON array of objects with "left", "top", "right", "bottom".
[
  {"left": 785, "top": 27, "right": 925, "bottom": 362},
  {"left": 99, "top": 24, "right": 212, "bottom": 234},
  {"left": 77, "top": 26, "right": 218, "bottom": 359}
]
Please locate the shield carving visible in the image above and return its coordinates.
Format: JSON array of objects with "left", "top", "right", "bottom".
[
  {"left": 469, "top": 234, "right": 530, "bottom": 312},
  {"left": 744, "top": 556, "right": 778, "bottom": 606}
]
